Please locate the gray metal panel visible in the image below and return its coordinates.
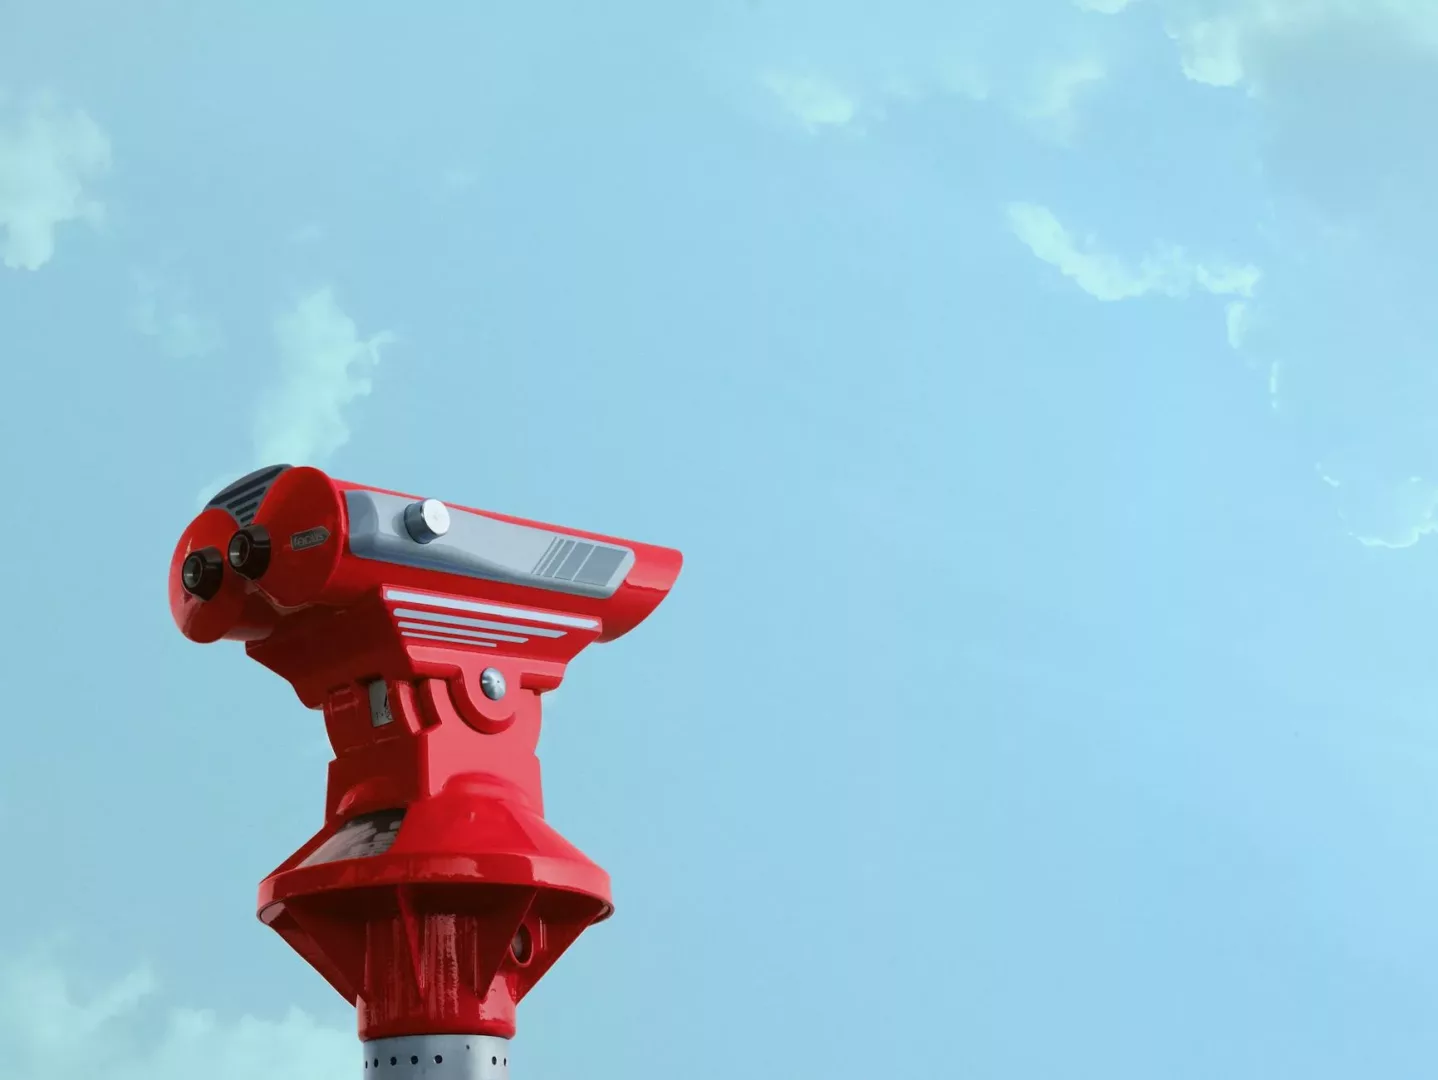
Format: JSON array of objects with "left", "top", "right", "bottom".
[
  {"left": 362, "top": 1034, "right": 511, "bottom": 1079},
  {"left": 347, "top": 490, "right": 633, "bottom": 599},
  {"left": 574, "top": 543, "right": 626, "bottom": 586},
  {"left": 367, "top": 680, "right": 395, "bottom": 726}
]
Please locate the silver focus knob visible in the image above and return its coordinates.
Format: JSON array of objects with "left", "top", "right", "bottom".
[{"left": 403, "top": 498, "right": 451, "bottom": 544}]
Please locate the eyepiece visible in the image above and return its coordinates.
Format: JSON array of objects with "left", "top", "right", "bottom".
[
  {"left": 227, "top": 525, "right": 272, "bottom": 580},
  {"left": 180, "top": 547, "right": 225, "bottom": 601}
]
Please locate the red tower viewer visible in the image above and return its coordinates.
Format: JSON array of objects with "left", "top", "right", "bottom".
[{"left": 168, "top": 465, "right": 683, "bottom": 1078}]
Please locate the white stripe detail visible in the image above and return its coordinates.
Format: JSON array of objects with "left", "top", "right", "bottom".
[
  {"left": 391, "top": 607, "right": 564, "bottom": 639},
  {"left": 401, "top": 631, "right": 498, "bottom": 648},
  {"left": 385, "top": 588, "right": 599, "bottom": 630},
  {"left": 396, "top": 619, "right": 528, "bottom": 644}
]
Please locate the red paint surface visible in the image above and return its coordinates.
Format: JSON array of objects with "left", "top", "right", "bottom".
[{"left": 169, "top": 467, "right": 682, "bottom": 1041}]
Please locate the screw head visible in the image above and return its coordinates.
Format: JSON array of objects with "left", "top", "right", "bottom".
[{"left": 480, "top": 667, "right": 507, "bottom": 701}]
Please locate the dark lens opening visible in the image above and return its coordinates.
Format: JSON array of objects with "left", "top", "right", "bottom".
[{"left": 510, "top": 924, "right": 533, "bottom": 965}]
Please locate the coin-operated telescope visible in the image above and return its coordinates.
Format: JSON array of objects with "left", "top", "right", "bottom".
[{"left": 168, "top": 465, "right": 683, "bottom": 1079}]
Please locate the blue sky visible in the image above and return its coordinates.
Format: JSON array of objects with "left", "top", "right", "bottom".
[{"left": 4, "top": 1, "right": 1438, "bottom": 1077}]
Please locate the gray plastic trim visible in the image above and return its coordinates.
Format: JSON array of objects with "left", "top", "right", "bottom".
[{"left": 348, "top": 490, "right": 633, "bottom": 599}]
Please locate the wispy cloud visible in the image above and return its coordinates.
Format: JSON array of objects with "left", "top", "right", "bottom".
[
  {"left": 1146, "top": 1, "right": 1438, "bottom": 547},
  {"left": 1147, "top": 0, "right": 1438, "bottom": 88},
  {"left": 761, "top": 72, "right": 865, "bottom": 132},
  {"left": 937, "top": 62, "right": 991, "bottom": 101},
  {"left": 1316, "top": 463, "right": 1438, "bottom": 550},
  {"left": 761, "top": 51, "right": 1104, "bottom": 143},
  {"left": 0, "top": 92, "right": 111, "bottom": 270},
  {"left": 745, "top": 1, "right": 1438, "bottom": 552},
  {"left": 1006, "top": 201, "right": 1261, "bottom": 302},
  {"left": 195, "top": 289, "right": 395, "bottom": 507},
  {"left": 253, "top": 288, "right": 396, "bottom": 465},
  {"left": 1020, "top": 56, "right": 1108, "bottom": 143},
  {"left": 0, "top": 953, "right": 351, "bottom": 1080},
  {"left": 130, "top": 272, "right": 223, "bottom": 360}
]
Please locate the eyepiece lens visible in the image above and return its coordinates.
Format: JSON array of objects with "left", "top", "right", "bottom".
[
  {"left": 228, "top": 533, "right": 250, "bottom": 565},
  {"left": 226, "top": 526, "right": 272, "bottom": 580},
  {"left": 182, "top": 555, "right": 203, "bottom": 589},
  {"left": 180, "top": 547, "right": 224, "bottom": 601}
]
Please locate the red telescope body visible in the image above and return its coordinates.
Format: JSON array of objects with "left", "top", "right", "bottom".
[{"left": 167, "top": 465, "right": 682, "bottom": 1078}]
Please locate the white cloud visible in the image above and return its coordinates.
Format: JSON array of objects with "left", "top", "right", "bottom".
[
  {"left": 761, "top": 54, "right": 1098, "bottom": 141},
  {"left": 745, "top": 5, "right": 1111, "bottom": 143},
  {"left": 194, "top": 289, "right": 394, "bottom": 508},
  {"left": 0, "top": 954, "right": 351, "bottom": 1080},
  {"left": 1006, "top": 201, "right": 1261, "bottom": 302},
  {"left": 762, "top": 72, "right": 864, "bottom": 131},
  {"left": 1172, "top": 14, "right": 1248, "bottom": 86},
  {"left": 1161, "top": 0, "right": 1438, "bottom": 89},
  {"left": 1020, "top": 56, "right": 1108, "bottom": 142},
  {"left": 937, "top": 62, "right": 991, "bottom": 101},
  {"left": 1315, "top": 463, "right": 1438, "bottom": 549},
  {"left": 0, "top": 93, "right": 111, "bottom": 270},
  {"left": 131, "top": 272, "right": 223, "bottom": 360},
  {"left": 252, "top": 288, "right": 396, "bottom": 466},
  {"left": 741, "top": 0, "right": 1430, "bottom": 549},
  {"left": 1144, "top": 2, "right": 1438, "bottom": 547},
  {"left": 1224, "top": 299, "right": 1252, "bottom": 350}
]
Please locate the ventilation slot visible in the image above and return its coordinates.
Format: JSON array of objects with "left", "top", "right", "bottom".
[
  {"left": 534, "top": 540, "right": 627, "bottom": 586},
  {"left": 206, "top": 464, "right": 291, "bottom": 525}
]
